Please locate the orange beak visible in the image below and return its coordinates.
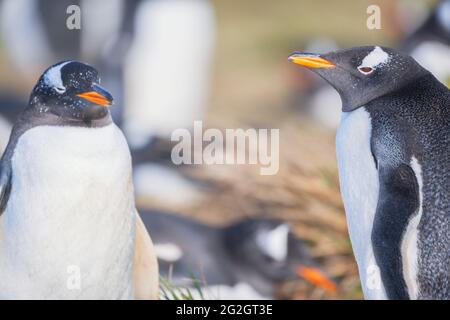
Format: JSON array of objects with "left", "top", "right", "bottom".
[
  {"left": 297, "top": 266, "right": 337, "bottom": 294},
  {"left": 76, "top": 84, "right": 113, "bottom": 107},
  {"left": 288, "top": 53, "right": 335, "bottom": 69},
  {"left": 76, "top": 91, "right": 112, "bottom": 107}
]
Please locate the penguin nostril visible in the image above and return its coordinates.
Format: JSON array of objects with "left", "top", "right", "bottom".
[{"left": 358, "top": 66, "right": 374, "bottom": 75}]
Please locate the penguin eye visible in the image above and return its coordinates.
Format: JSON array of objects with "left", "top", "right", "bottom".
[
  {"left": 358, "top": 66, "right": 374, "bottom": 75},
  {"left": 54, "top": 86, "right": 66, "bottom": 94}
]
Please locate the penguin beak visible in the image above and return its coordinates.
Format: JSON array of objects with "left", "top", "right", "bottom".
[
  {"left": 296, "top": 266, "right": 337, "bottom": 294},
  {"left": 76, "top": 84, "right": 113, "bottom": 107},
  {"left": 288, "top": 53, "right": 335, "bottom": 69}
]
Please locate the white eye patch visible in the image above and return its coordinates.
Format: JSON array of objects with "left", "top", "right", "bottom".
[
  {"left": 44, "top": 61, "right": 72, "bottom": 93},
  {"left": 256, "top": 224, "right": 290, "bottom": 262},
  {"left": 358, "top": 46, "right": 390, "bottom": 75}
]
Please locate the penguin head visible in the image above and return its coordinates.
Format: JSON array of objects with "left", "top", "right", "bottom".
[
  {"left": 30, "top": 61, "right": 113, "bottom": 121},
  {"left": 289, "top": 46, "right": 429, "bottom": 112},
  {"left": 224, "top": 218, "right": 336, "bottom": 294}
]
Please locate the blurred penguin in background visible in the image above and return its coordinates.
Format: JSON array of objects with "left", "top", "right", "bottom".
[
  {"left": 140, "top": 209, "right": 337, "bottom": 300},
  {"left": 0, "top": 0, "right": 124, "bottom": 84},
  {"left": 123, "top": 0, "right": 215, "bottom": 148},
  {"left": 122, "top": 0, "right": 216, "bottom": 206},
  {"left": 402, "top": 0, "right": 450, "bottom": 87},
  {"left": 0, "top": 0, "right": 217, "bottom": 206}
]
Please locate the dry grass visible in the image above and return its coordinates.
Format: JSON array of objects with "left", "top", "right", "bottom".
[{"left": 137, "top": 115, "right": 362, "bottom": 299}]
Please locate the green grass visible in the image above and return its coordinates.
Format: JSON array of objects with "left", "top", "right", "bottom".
[{"left": 159, "top": 274, "right": 208, "bottom": 300}]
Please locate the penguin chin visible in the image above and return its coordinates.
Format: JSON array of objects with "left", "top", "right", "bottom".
[{"left": 81, "top": 104, "right": 109, "bottom": 121}]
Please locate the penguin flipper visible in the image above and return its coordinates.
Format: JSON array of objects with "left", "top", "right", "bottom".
[
  {"left": 371, "top": 163, "right": 420, "bottom": 300},
  {"left": 0, "top": 162, "right": 12, "bottom": 215},
  {"left": 133, "top": 210, "right": 159, "bottom": 300}
]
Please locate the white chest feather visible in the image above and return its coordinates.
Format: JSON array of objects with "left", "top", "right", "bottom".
[
  {"left": 401, "top": 157, "right": 423, "bottom": 299},
  {"left": 0, "top": 124, "right": 136, "bottom": 299},
  {"left": 336, "top": 108, "right": 386, "bottom": 299}
]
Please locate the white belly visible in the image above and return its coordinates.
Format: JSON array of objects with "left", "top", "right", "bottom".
[
  {"left": 336, "top": 108, "right": 386, "bottom": 299},
  {"left": 0, "top": 124, "right": 136, "bottom": 299}
]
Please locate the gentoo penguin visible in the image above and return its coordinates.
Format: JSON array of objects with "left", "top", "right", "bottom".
[
  {"left": 140, "top": 210, "right": 336, "bottom": 299},
  {"left": 0, "top": 0, "right": 216, "bottom": 206},
  {"left": 121, "top": 0, "right": 216, "bottom": 207},
  {"left": 0, "top": 61, "right": 158, "bottom": 299},
  {"left": 289, "top": 46, "right": 450, "bottom": 299},
  {"left": 0, "top": 0, "right": 126, "bottom": 140},
  {"left": 290, "top": 1, "right": 450, "bottom": 131}
]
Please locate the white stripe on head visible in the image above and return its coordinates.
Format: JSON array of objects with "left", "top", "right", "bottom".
[
  {"left": 359, "top": 46, "right": 390, "bottom": 69},
  {"left": 401, "top": 156, "right": 423, "bottom": 299},
  {"left": 256, "top": 224, "right": 290, "bottom": 261},
  {"left": 44, "top": 61, "right": 72, "bottom": 91}
]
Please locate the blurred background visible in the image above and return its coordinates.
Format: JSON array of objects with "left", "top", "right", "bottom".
[{"left": 0, "top": 0, "right": 448, "bottom": 299}]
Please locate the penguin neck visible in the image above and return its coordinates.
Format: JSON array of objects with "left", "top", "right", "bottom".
[
  {"left": 23, "top": 103, "right": 113, "bottom": 129},
  {"left": 356, "top": 73, "right": 445, "bottom": 113}
]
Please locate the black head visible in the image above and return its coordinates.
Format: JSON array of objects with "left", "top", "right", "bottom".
[
  {"left": 289, "top": 46, "right": 430, "bottom": 112},
  {"left": 29, "top": 61, "right": 113, "bottom": 121},
  {"left": 224, "top": 218, "right": 336, "bottom": 294}
]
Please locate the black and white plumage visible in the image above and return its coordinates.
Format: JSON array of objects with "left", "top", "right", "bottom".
[
  {"left": 290, "top": 46, "right": 450, "bottom": 299},
  {"left": 141, "top": 209, "right": 335, "bottom": 299},
  {"left": 0, "top": 61, "right": 158, "bottom": 299},
  {"left": 0, "top": 0, "right": 216, "bottom": 206},
  {"left": 0, "top": 0, "right": 127, "bottom": 132}
]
